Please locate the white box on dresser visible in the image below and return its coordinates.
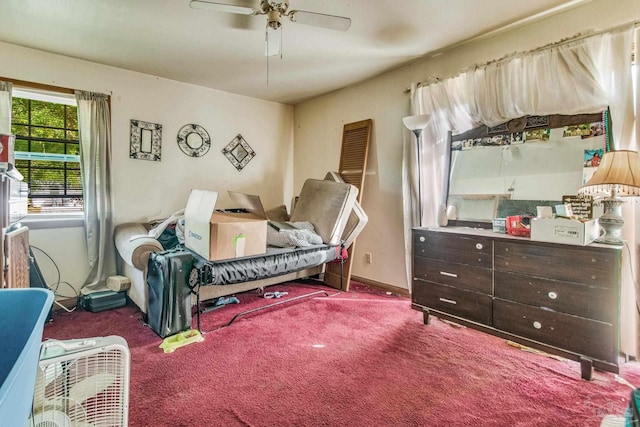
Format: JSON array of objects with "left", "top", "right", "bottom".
[{"left": 530, "top": 217, "right": 599, "bottom": 246}]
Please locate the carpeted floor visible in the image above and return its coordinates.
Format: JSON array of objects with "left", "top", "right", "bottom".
[{"left": 43, "top": 281, "right": 640, "bottom": 427}]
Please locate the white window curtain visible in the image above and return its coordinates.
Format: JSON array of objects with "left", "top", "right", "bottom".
[
  {"left": 0, "top": 81, "right": 12, "bottom": 135},
  {"left": 75, "top": 90, "right": 116, "bottom": 294},
  {"left": 404, "top": 23, "right": 639, "bottom": 357}
]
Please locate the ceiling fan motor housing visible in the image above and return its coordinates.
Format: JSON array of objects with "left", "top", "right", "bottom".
[
  {"left": 267, "top": 9, "right": 281, "bottom": 29},
  {"left": 261, "top": 0, "right": 289, "bottom": 14}
]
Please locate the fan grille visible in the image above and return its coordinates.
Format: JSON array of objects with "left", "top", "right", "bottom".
[{"left": 31, "top": 336, "right": 130, "bottom": 427}]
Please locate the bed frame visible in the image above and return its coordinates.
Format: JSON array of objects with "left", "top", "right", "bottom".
[{"left": 114, "top": 175, "right": 367, "bottom": 318}]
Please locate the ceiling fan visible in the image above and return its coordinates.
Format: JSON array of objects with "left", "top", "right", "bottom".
[{"left": 189, "top": 0, "right": 352, "bottom": 56}]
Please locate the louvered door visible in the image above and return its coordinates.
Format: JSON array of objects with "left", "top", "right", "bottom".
[
  {"left": 324, "top": 119, "right": 371, "bottom": 291},
  {"left": 338, "top": 120, "right": 371, "bottom": 202}
]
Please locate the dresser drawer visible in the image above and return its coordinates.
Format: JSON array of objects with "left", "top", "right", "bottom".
[
  {"left": 414, "top": 257, "right": 492, "bottom": 294},
  {"left": 494, "top": 271, "right": 615, "bottom": 322},
  {"left": 494, "top": 241, "right": 619, "bottom": 287},
  {"left": 413, "top": 281, "right": 493, "bottom": 326},
  {"left": 493, "top": 299, "right": 616, "bottom": 363},
  {"left": 413, "top": 230, "right": 492, "bottom": 267}
]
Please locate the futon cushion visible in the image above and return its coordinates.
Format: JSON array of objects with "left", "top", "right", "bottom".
[{"left": 289, "top": 179, "right": 358, "bottom": 245}]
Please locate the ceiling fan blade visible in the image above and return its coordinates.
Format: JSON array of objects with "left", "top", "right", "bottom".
[
  {"left": 288, "top": 10, "right": 351, "bottom": 31},
  {"left": 189, "top": 0, "right": 259, "bottom": 15}
]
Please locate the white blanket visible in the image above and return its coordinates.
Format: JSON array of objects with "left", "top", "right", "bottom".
[{"left": 267, "top": 221, "right": 323, "bottom": 248}]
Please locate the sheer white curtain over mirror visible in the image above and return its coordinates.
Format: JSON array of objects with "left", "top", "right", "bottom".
[
  {"left": 75, "top": 90, "right": 116, "bottom": 294},
  {"left": 403, "top": 23, "right": 640, "bottom": 358}
]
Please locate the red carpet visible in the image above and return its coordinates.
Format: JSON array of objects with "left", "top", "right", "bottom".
[{"left": 43, "top": 281, "right": 640, "bottom": 426}]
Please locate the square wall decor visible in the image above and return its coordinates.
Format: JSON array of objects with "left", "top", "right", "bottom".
[
  {"left": 222, "top": 134, "right": 255, "bottom": 171},
  {"left": 130, "top": 119, "right": 162, "bottom": 161}
]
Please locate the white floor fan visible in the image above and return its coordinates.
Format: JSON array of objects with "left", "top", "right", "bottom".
[{"left": 28, "top": 336, "right": 130, "bottom": 427}]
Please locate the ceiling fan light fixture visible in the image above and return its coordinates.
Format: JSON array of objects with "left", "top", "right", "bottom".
[{"left": 265, "top": 24, "right": 282, "bottom": 57}]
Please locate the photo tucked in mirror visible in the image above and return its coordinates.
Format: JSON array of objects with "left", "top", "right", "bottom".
[{"left": 446, "top": 112, "right": 608, "bottom": 226}]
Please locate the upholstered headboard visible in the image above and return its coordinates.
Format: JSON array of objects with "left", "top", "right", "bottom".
[{"left": 289, "top": 178, "right": 358, "bottom": 246}]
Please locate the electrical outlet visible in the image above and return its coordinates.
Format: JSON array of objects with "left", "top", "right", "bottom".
[{"left": 365, "top": 252, "right": 372, "bottom": 264}]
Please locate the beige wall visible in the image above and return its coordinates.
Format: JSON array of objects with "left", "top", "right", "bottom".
[
  {"left": 0, "top": 42, "right": 294, "bottom": 293},
  {"left": 293, "top": 0, "right": 640, "bottom": 290},
  {"left": 2, "top": 0, "right": 640, "bottom": 294}
]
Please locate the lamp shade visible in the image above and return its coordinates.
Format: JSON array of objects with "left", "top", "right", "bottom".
[
  {"left": 402, "top": 114, "right": 431, "bottom": 131},
  {"left": 578, "top": 150, "right": 640, "bottom": 197}
]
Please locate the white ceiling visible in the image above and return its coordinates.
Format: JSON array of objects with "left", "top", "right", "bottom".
[{"left": 0, "top": 0, "right": 585, "bottom": 105}]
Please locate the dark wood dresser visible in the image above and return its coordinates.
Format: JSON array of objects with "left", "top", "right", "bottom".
[{"left": 412, "top": 227, "right": 622, "bottom": 380}]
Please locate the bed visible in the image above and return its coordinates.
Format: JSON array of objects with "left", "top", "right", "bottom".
[{"left": 114, "top": 175, "right": 367, "bottom": 322}]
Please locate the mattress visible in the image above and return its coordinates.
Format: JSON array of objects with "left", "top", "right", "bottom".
[{"left": 191, "top": 244, "right": 339, "bottom": 286}]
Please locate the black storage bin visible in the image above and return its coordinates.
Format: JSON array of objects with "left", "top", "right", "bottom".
[
  {"left": 82, "top": 290, "right": 127, "bottom": 312},
  {"left": 147, "top": 249, "right": 194, "bottom": 338}
]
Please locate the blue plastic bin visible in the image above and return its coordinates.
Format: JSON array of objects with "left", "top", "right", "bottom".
[{"left": 0, "top": 288, "right": 54, "bottom": 426}]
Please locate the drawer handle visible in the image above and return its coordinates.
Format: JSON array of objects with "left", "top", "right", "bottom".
[
  {"left": 533, "top": 321, "right": 542, "bottom": 329},
  {"left": 419, "top": 236, "right": 426, "bottom": 242},
  {"left": 548, "top": 291, "right": 558, "bottom": 300},
  {"left": 439, "top": 298, "right": 457, "bottom": 305},
  {"left": 476, "top": 243, "right": 483, "bottom": 250},
  {"left": 440, "top": 271, "right": 458, "bottom": 278}
]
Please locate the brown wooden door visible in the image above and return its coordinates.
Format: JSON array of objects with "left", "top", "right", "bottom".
[{"left": 324, "top": 119, "right": 371, "bottom": 291}]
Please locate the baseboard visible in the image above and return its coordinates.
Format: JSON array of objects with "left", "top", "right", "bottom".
[{"left": 350, "top": 275, "right": 410, "bottom": 298}]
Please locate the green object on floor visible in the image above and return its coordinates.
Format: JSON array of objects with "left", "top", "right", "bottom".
[{"left": 159, "top": 329, "right": 204, "bottom": 353}]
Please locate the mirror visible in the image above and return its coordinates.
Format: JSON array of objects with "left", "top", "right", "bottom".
[
  {"left": 177, "top": 123, "right": 211, "bottom": 157},
  {"left": 222, "top": 134, "right": 256, "bottom": 171},
  {"left": 446, "top": 112, "right": 607, "bottom": 226}
]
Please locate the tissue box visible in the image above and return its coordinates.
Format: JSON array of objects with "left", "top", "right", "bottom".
[
  {"left": 530, "top": 218, "right": 599, "bottom": 246},
  {"left": 492, "top": 218, "right": 507, "bottom": 233}
]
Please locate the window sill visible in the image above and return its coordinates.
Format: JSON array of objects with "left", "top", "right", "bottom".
[{"left": 20, "top": 214, "right": 84, "bottom": 230}]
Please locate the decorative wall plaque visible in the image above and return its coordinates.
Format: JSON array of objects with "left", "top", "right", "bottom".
[
  {"left": 130, "top": 119, "right": 162, "bottom": 161},
  {"left": 222, "top": 134, "right": 255, "bottom": 171},
  {"left": 177, "top": 124, "right": 211, "bottom": 157}
]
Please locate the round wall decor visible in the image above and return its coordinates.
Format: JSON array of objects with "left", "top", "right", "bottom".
[{"left": 177, "top": 124, "right": 211, "bottom": 157}]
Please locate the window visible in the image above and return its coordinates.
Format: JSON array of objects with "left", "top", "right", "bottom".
[{"left": 10, "top": 89, "right": 82, "bottom": 214}]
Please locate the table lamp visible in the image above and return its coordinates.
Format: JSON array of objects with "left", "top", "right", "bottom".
[
  {"left": 578, "top": 149, "right": 640, "bottom": 244},
  {"left": 402, "top": 114, "right": 431, "bottom": 226}
]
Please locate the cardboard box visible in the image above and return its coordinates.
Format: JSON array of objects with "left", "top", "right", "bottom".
[
  {"left": 530, "top": 218, "right": 599, "bottom": 246},
  {"left": 184, "top": 189, "right": 267, "bottom": 261}
]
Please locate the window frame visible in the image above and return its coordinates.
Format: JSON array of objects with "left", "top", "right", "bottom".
[{"left": 2, "top": 78, "right": 84, "bottom": 228}]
